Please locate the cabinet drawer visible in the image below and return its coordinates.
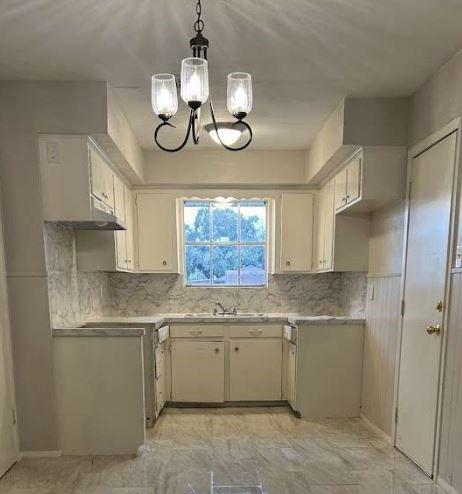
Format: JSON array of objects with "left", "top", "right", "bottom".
[
  {"left": 170, "top": 324, "right": 224, "bottom": 338},
  {"left": 230, "top": 324, "right": 282, "bottom": 338}
]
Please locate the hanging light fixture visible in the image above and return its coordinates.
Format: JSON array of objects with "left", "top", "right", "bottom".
[{"left": 151, "top": 0, "right": 253, "bottom": 152}]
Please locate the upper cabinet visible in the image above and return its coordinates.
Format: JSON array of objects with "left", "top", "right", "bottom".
[
  {"left": 314, "top": 178, "right": 369, "bottom": 273},
  {"left": 334, "top": 147, "right": 406, "bottom": 214},
  {"left": 136, "top": 192, "right": 179, "bottom": 273},
  {"left": 39, "top": 134, "right": 124, "bottom": 228},
  {"left": 279, "top": 193, "right": 314, "bottom": 273},
  {"left": 334, "top": 154, "right": 361, "bottom": 211},
  {"left": 89, "top": 145, "right": 115, "bottom": 211},
  {"left": 76, "top": 184, "right": 136, "bottom": 272},
  {"left": 314, "top": 180, "right": 335, "bottom": 271}
]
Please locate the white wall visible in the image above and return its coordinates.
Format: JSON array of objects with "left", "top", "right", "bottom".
[
  {"left": 0, "top": 81, "right": 110, "bottom": 452},
  {"left": 361, "top": 202, "right": 404, "bottom": 437},
  {"left": 143, "top": 150, "right": 307, "bottom": 185}
]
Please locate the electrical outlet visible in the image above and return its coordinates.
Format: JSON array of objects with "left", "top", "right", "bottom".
[{"left": 46, "top": 140, "right": 60, "bottom": 164}]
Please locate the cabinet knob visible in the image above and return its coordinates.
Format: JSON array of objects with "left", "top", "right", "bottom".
[
  {"left": 285, "top": 261, "right": 291, "bottom": 266},
  {"left": 234, "top": 347, "right": 239, "bottom": 351},
  {"left": 215, "top": 348, "right": 220, "bottom": 353},
  {"left": 162, "top": 260, "right": 167, "bottom": 266}
]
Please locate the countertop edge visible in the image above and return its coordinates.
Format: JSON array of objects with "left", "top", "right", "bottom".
[{"left": 52, "top": 327, "right": 146, "bottom": 337}]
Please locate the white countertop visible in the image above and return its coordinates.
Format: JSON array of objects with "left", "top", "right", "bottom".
[{"left": 52, "top": 313, "right": 365, "bottom": 336}]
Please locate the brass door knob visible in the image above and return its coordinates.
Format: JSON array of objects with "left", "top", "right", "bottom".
[{"left": 426, "top": 324, "right": 441, "bottom": 335}]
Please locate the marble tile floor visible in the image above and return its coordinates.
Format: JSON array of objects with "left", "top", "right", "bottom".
[{"left": 0, "top": 407, "right": 448, "bottom": 494}]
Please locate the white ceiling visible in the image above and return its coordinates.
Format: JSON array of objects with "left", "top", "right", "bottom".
[{"left": 1, "top": 0, "right": 462, "bottom": 150}]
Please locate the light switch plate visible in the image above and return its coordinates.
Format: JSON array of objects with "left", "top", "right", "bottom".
[
  {"left": 46, "top": 140, "right": 60, "bottom": 164},
  {"left": 456, "top": 245, "right": 462, "bottom": 268}
]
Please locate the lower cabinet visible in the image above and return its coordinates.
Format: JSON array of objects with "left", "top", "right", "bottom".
[
  {"left": 229, "top": 339, "right": 282, "bottom": 401},
  {"left": 171, "top": 340, "right": 225, "bottom": 403}
]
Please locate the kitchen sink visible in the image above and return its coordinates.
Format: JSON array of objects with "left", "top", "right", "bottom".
[{"left": 183, "top": 312, "right": 266, "bottom": 318}]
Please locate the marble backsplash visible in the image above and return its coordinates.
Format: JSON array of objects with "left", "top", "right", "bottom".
[
  {"left": 44, "top": 223, "right": 109, "bottom": 327},
  {"left": 107, "top": 271, "right": 367, "bottom": 317},
  {"left": 44, "top": 223, "right": 367, "bottom": 322}
]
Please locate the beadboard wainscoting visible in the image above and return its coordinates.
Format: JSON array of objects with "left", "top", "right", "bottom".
[
  {"left": 107, "top": 271, "right": 367, "bottom": 316},
  {"left": 361, "top": 274, "right": 401, "bottom": 437},
  {"left": 438, "top": 272, "right": 462, "bottom": 491},
  {"left": 44, "top": 223, "right": 109, "bottom": 328}
]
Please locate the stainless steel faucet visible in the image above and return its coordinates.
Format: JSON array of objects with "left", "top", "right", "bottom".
[{"left": 213, "top": 301, "right": 237, "bottom": 316}]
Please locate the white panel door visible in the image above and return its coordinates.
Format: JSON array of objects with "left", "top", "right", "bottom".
[
  {"left": 396, "top": 131, "right": 457, "bottom": 476},
  {"left": 171, "top": 341, "right": 225, "bottom": 402},
  {"left": 0, "top": 195, "right": 19, "bottom": 476},
  {"left": 229, "top": 339, "right": 282, "bottom": 401},
  {"left": 280, "top": 193, "right": 313, "bottom": 272}
]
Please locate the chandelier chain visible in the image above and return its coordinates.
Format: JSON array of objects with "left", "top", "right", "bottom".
[{"left": 194, "top": 0, "right": 204, "bottom": 34}]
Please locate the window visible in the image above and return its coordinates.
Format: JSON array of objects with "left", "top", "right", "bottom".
[{"left": 184, "top": 200, "right": 267, "bottom": 286}]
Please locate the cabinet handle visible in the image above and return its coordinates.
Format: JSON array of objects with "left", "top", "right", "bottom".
[
  {"left": 285, "top": 261, "right": 291, "bottom": 266},
  {"left": 214, "top": 348, "right": 220, "bottom": 353},
  {"left": 342, "top": 196, "right": 347, "bottom": 203},
  {"left": 162, "top": 260, "right": 167, "bottom": 266},
  {"left": 234, "top": 347, "right": 239, "bottom": 351},
  {"left": 249, "top": 329, "right": 263, "bottom": 335},
  {"left": 189, "top": 329, "right": 203, "bottom": 335}
]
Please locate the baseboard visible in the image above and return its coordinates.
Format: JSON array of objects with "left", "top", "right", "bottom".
[
  {"left": 437, "top": 477, "right": 459, "bottom": 494},
  {"left": 20, "top": 450, "right": 62, "bottom": 459},
  {"left": 360, "top": 413, "right": 393, "bottom": 444}
]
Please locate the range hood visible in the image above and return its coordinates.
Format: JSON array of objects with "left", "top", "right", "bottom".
[{"left": 61, "top": 196, "right": 126, "bottom": 231}]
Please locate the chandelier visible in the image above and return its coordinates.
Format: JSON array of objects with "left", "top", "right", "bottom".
[{"left": 151, "top": 0, "right": 253, "bottom": 152}]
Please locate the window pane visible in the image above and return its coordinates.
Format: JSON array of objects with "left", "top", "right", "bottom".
[
  {"left": 185, "top": 245, "right": 211, "bottom": 285},
  {"left": 240, "top": 246, "right": 266, "bottom": 286},
  {"left": 240, "top": 201, "right": 266, "bottom": 242},
  {"left": 212, "top": 245, "right": 238, "bottom": 285},
  {"left": 184, "top": 201, "right": 210, "bottom": 242},
  {"left": 212, "top": 202, "right": 238, "bottom": 242}
]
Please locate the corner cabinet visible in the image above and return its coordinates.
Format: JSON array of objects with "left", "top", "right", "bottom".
[
  {"left": 279, "top": 193, "right": 314, "bottom": 272},
  {"left": 135, "top": 192, "right": 179, "bottom": 273},
  {"left": 314, "top": 178, "right": 369, "bottom": 272},
  {"left": 334, "top": 147, "right": 406, "bottom": 214}
]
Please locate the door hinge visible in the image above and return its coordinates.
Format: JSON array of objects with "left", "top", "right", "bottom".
[
  {"left": 401, "top": 299, "right": 405, "bottom": 316},
  {"left": 395, "top": 407, "right": 399, "bottom": 425},
  {"left": 12, "top": 409, "right": 17, "bottom": 425}
]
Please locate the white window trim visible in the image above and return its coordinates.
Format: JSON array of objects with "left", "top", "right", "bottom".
[{"left": 179, "top": 197, "right": 273, "bottom": 288}]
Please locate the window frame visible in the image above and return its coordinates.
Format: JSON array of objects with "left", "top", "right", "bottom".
[{"left": 182, "top": 199, "right": 269, "bottom": 287}]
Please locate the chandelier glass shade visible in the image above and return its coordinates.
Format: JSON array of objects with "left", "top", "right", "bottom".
[
  {"left": 151, "top": 74, "right": 178, "bottom": 118},
  {"left": 151, "top": 0, "right": 253, "bottom": 152}
]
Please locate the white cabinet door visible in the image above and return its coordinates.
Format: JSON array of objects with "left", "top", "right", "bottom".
[
  {"left": 280, "top": 193, "right": 314, "bottom": 272},
  {"left": 136, "top": 193, "right": 178, "bottom": 272},
  {"left": 322, "top": 180, "right": 335, "bottom": 270},
  {"left": 346, "top": 155, "right": 361, "bottom": 203},
  {"left": 314, "top": 189, "right": 325, "bottom": 271},
  {"left": 113, "top": 175, "right": 126, "bottom": 224},
  {"left": 334, "top": 167, "right": 348, "bottom": 210},
  {"left": 125, "top": 189, "right": 135, "bottom": 270},
  {"left": 171, "top": 341, "right": 225, "bottom": 403},
  {"left": 89, "top": 146, "right": 114, "bottom": 210},
  {"left": 229, "top": 339, "right": 282, "bottom": 401},
  {"left": 114, "top": 178, "right": 127, "bottom": 270}
]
